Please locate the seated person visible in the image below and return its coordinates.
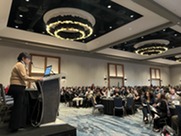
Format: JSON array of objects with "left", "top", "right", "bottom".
[
  {"left": 141, "top": 90, "right": 155, "bottom": 123},
  {"left": 133, "top": 88, "right": 141, "bottom": 106},
  {"left": 126, "top": 88, "right": 134, "bottom": 98},
  {"left": 112, "top": 87, "right": 121, "bottom": 97},
  {"left": 100, "top": 87, "right": 107, "bottom": 97},
  {"left": 64, "top": 88, "right": 74, "bottom": 105},
  {"left": 165, "top": 88, "right": 181, "bottom": 106},
  {"left": 152, "top": 92, "right": 169, "bottom": 132},
  {"left": 72, "top": 91, "right": 84, "bottom": 108},
  {"left": 84, "top": 87, "right": 93, "bottom": 107},
  {"left": 105, "top": 88, "right": 112, "bottom": 98},
  {"left": 72, "top": 87, "right": 83, "bottom": 107},
  {"left": 94, "top": 88, "right": 102, "bottom": 104}
]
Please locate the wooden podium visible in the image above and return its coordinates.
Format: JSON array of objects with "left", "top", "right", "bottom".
[{"left": 30, "top": 74, "right": 60, "bottom": 127}]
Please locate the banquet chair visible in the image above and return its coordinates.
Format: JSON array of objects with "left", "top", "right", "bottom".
[
  {"left": 172, "top": 105, "right": 181, "bottom": 136},
  {"left": 0, "top": 84, "right": 13, "bottom": 105},
  {"left": 113, "top": 97, "right": 125, "bottom": 117},
  {"left": 125, "top": 97, "right": 135, "bottom": 115},
  {"left": 0, "top": 84, "right": 13, "bottom": 126},
  {"left": 146, "top": 104, "right": 154, "bottom": 127},
  {"left": 91, "top": 97, "right": 104, "bottom": 115}
]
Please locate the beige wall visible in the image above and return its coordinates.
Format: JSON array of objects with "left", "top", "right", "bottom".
[
  {"left": 170, "top": 65, "right": 181, "bottom": 86},
  {"left": 0, "top": 44, "right": 171, "bottom": 87}
]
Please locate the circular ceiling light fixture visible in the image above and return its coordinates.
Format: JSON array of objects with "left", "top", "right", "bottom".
[
  {"left": 176, "top": 58, "right": 181, "bottom": 62},
  {"left": 175, "top": 55, "right": 181, "bottom": 62},
  {"left": 43, "top": 8, "right": 95, "bottom": 41},
  {"left": 134, "top": 39, "right": 169, "bottom": 56}
]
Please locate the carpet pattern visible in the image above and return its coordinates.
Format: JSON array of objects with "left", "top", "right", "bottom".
[{"left": 58, "top": 104, "right": 160, "bottom": 136}]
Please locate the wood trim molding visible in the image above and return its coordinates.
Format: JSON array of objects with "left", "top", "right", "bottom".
[
  {"left": 107, "top": 63, "right": 124, "bottom": 87},
  {"left": 150, "top": 67, "right": 161, "bottom": 86}
]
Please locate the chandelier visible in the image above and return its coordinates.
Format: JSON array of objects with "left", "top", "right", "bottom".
[
  {"left": 175, "top": 55, "right": 181, "bottom": 62},
  {"left": 134, "top": 39, "right": 169, "bottom": 56},
  {"left": 176, "top": 58, "right": 181, "bottom": 62},
  {"left": 43, "top": 8, "right": 95, "bottom": 41}
]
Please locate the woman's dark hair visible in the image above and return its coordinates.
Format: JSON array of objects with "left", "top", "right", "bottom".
[
  {"left": 143, "top": 89, "right": 154, "bottom": 101},
  {"left": 160, "top": 93, "right": 166, "bottom": 99},
  {"left": 17, "top": 52, "right": 31, "bottom": 62}
]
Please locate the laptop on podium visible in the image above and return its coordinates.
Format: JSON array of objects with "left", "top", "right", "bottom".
[{"left": 44, "top": 65, "right": 52, "bottom": 77}]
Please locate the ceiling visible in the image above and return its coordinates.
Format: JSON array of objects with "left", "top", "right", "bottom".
[
  {"left": 7, "top": 0, "right": 143, "bottom": 43},
  {"left": 0, "top": 0, "right": 181, "bottom": 66}
]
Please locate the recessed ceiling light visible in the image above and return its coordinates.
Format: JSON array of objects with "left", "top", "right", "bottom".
[
  {"left": 163, "top": 29, "right": 166, "bottom": 31},
  {"left": 19, "top": 14, "right": 23, "bottom": 18},
  {"left": 25, "top": 0, "right": 29, "bottom": 2},
  {"left": 94, "top": 34, "right": 96, "bottom": 37},
  {"left": 174, "top": 34, "right": 178, "bottom": 36},
  {"left": 42, "top": 31, "right": 45, "bottom": 34},
  {"left": 15, "top": 25, "right": 19, "bottom": 28},
  {"left": 141, "top": 36, "right": 144, "bottom": 39},
  {"left": 109, "top": 26, "right": 112, "bottom": 29},
  {"left": 130, "top": 15, "right": 134, "bottom": 18},
  {"left": 107, "top": 5, "right": 111, "bottom": 9}
]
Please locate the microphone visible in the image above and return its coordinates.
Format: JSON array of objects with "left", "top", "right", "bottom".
[{"left": 51, "top": 70, "right": 56, "bottom": 75}]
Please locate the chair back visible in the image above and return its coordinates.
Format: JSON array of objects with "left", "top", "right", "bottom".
[
  {"left": 0, "top": 84, "right": 14, "bottom": 105},
  {"left": 126, "top": 97, "right": 134, "bottom": 108},
  {"left": 176, "top": 105, "right": 181, "bottom": 122},
  {"left": 114, "top": 97, "right": 123, "bottom": 108},
  {"left": 91, "top": 97, "right": 96, "bottom": 107},
  {"left": 0, "top": 84, "right": 6, "bottom": 105},
  {"left": 163, "top": 99, "right": 171, "bottom": 117}
]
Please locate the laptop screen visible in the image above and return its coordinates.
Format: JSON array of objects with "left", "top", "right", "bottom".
[{"left": 44, "top": 65, "right": 52, "bottom": 77}]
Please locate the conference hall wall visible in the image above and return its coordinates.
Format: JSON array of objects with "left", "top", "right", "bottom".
[
  {"left": 0, "top": 44, "right": 170, "bottom": 87},
  {"left": 170, "top": 65, "right": 181, "bottom": 86}
]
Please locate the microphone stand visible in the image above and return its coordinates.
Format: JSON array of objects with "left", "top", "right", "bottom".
[{"left": 51, "top": 70, "right": 56, "bottom": 75}]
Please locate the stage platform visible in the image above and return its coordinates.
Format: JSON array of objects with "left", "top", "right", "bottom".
[{"left": 0, "top": 119, "right": 76, "bottom": 136}]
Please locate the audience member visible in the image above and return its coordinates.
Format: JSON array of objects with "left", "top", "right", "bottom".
[
  {"left": 152, "top": 92, "right": 169, "bottom": 132},
  {"left": 166, "top": 88, "right": 181, "bottom": 105},
  {"left": 142, "top": 90, "right": 155, "bottom": 123},
  {"left": 60, "top": 85, "right": 181, "bottom": 134}
]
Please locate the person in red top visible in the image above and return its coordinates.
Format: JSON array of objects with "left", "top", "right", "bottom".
[{"left": 4, "top": 85, "right": 9, "bottom": 94}]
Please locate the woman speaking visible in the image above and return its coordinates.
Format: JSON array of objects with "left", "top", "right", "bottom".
[{"left": 8, "top": 52, "right": 41, "bottom": 132}]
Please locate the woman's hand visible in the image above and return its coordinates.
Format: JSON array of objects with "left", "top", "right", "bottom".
[
  {"left": 36, "top": 77, "right": 43, "bottom": 81},
  {"left": 39, "top": 77, "right": 43, "bottom": 81}
]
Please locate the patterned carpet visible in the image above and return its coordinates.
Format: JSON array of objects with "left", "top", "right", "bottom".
[{"left": 57, "top": 104, "right": 160, "bottom": 136}]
